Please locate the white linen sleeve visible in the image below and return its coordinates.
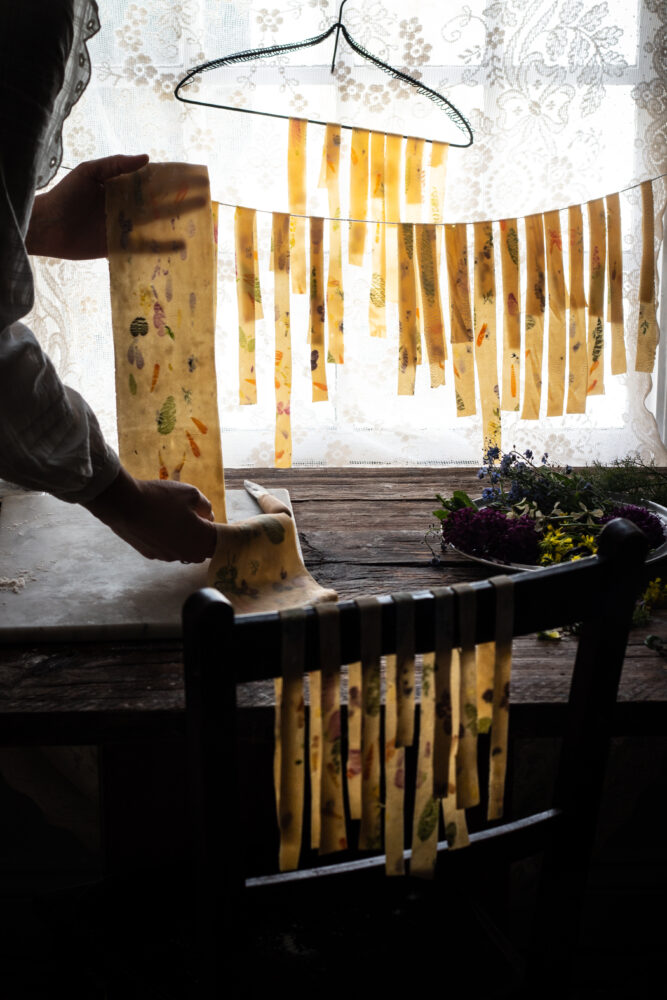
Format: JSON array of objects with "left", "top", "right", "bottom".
[{"left": 0, "top": 320, "right": 120, "bottom": 503}]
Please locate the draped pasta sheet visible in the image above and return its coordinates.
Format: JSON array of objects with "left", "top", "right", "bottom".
[
  {"left": 107, "top": 162, "right": 335, "bottom": 617},
  {"left": 273, "top": 579, "right": 514, "bottom": 876},
  {"left": 106, "top": 162, "right": 227, "bottom": 520},
  {"left": 231, "top": 120, "right": 660, "bottom": 465}
]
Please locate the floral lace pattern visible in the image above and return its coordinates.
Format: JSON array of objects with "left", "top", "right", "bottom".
[{"left": 25, "top": 0, "right": 667, "bottom": 468}]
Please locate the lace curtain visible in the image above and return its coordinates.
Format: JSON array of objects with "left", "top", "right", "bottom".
[{"left": 26, "top": 0, "right": 667, "bottom": 468}]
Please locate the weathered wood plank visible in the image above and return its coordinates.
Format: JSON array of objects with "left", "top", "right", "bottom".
[{"left": 1, "top": 468, "right": 666, "bottom": 744}]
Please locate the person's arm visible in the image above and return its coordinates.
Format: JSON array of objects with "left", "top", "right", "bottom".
[
  {"left": 83, "top": 468, "right": 216, "bottom": 562},
  {"left": 9, "top": 154, "right": 218, "bottom": 562}
]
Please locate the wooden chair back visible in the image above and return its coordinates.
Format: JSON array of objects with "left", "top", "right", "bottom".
[{"left": 183, "top": 517, "right": 648, "bottom": 993}]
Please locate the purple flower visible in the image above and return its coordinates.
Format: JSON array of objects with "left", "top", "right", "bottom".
[
  {"left": 601, "top": 504, "right": 666, "bottom": 551},
  {"left": 441, "top": 507, "right": 540, "bottom": 564}
]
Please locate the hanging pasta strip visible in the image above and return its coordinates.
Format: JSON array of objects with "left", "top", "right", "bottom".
[
  {"left": 349, "top": 128, "right": 369, "bottom": 266},
  {"left": 586, "top": 198, "right": 606, "bottom": 396},
  {"left": 473, "top": 221, "right": 501, "bottom": 451},
  {"left": 441, "top": 649, "right": 470, "bottom": 849},
  {"left": 234, "top": 207, "right": 259, "bottom": 405},
  {"left": 452, "top": 583, "right": 479, "bottom": 809},
  {"left": 320, "top": 124, "right": 344, "bottom": 363},
  {"left": 309, "top": 216, "right": 328, "bottom": 401},
  {"left": 410, "top": 652, "right": 438, "bottom": 878},
  {"left": 488, "top": 576, "right": 513, "bottom": 821},
  {"left": 499, "top": 219, "right": 521, "bottom": 412},
  {"left": 278, "top": 608, "right": 306, "bottom": 871},
  {"left": 369, "top": 130, "right": 387, "bottom": 338},
  {"left": 273, "top": 213, "right": 292, "bottom": 467},
  {"left": 384, "top": 652, "right": 405, "bottom": 874},
  {"left": 384, "top": 133, "right": 403, "bottom": 304},
  {"left": 251, "top": 211, "right": 263, "bottom": 320},
  {"left": 273, "top": 676, "right": 282, "bottom": 825},
  {"left": 476, "top": 642, "right": 495, "bottom": 736},
  {"left": 386, "top": 592, "right": 413, "bottom": 873},
  {"left": 346, "top": 660, "right": 362, "bottom": 820},
  {"left": 314, "top": 604, "right": 348, "bottom": 854},
  {"left": 566, "top": 204, "right": 588, "bottom": 414},
  {"left": 521, "top": 214, "right": 546, "bottom": 420},
  {"left": 445, "top": 224, "right": 476, "bottom": 417},
  {"left": 287, "top": 118, "right": 307, "bottom": 295},
  {"left": 394, "top": 591, "right": 416, "bottom": 747},
  {"left": 606, "top": 192, "right": 626, "bottom": 375},
  {"left": 308, "top": 665, "right": 322, "bottom": 850},
  {"left": 404, "top": 136, "right": 424, "bottom": 223},
  {"left": 429, "top": 141, "right": 449, "bottom": 265},
  {"left": 543, "top": 209, "right": 566, "bottom": 416},
  {"left": 431, "top": 586, "right": 454, "bottom": 798},
  {"left": 355, "top": 597, "right": 383, "bottom": 850},
  {"left": 635, "top": 180, "right": 659, "bottom": 374},
  {"left": 416, "top": 224, "right": 446, "bottom": 386},
  {"left": 397, "top": 223, "right": 418, "bottom": 396}
]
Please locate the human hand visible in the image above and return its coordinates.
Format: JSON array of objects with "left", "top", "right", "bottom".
[
  {"left": 26, "top": 153, "right": 149, "bottom": 260},
  {"left": 83, "top": 467, "right": 217, "bottom": 562}
]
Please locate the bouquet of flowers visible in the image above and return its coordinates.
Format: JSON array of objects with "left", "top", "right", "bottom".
[{"left": 433, "top": 447, "right": 666, "bottom": 568}]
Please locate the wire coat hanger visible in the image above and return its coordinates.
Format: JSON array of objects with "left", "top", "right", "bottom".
[{"left": 174, "top": 0, "right": 473, "bottom": 147}]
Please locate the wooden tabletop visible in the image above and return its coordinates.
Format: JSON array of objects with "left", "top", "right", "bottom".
[{"left": 1, "top": 467, "right": 666, "bottom": 743}]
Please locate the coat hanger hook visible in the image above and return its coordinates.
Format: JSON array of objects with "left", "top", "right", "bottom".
[{"left": 330, "top": 0, "right": 350, "bottom": 74}]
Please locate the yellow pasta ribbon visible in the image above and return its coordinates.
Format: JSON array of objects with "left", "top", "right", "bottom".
[
  {"left": 410, "top": 651, "right": 438, "bottom": 878},
  {"left": 487, "top": 577, "right": 513, "bottom": 822},
  {"left": 234, "top": 207, "right": 260, "bottom": 405},
  {"left": 473, "top": 221, "right": 501, "bottom": 451},
  {"left": 429, "top": 141, "right": 448, "bottom": 264},
  {"left": 587, "top": 198, "right": 606, "bottom": 396},
  {"left": 384, "top": 133, "right": 403, "bottom": 304},
  {"left": 309, "top": 216, "right": 328, "bottom": 401},
  {"left": 278, "top": 608, "right": 306, "bottom": 872},
  {"left": 567, "top": 204, "right": 588, "bottom": 414},
  {"left": 499, "top": 218, "right": 521, "bottom": 412},
  {"left": 369, "top": 130, "right": 387, "bottom": 338},
  {"left": 316, "top": 603, "right": 348, "bottom": 855},
  {"left": 416, "top": 224, "right": 446, "bottom": 386},
  {"left": 349, "top": 128, "right": 369, "bottom": 266},
  {"left": 384, "top": 651, "right": 406, "bottom": 875},
  {"left": 397, "top": 223, "right": 418, "bottom": 396},
  {"left": 441, "top": 648, "right": 469, "bottom": 849},
  {"left": 475, "top": 642, "right": 495, "bottom": 736},
  {"left": 543, "top": 210, "right": 566, "bottom": 416},
  {"left": 309, "top": 667, "right": 322, "bottom": 850},
  {"left": 357, "top": 597, "right": 383, "bottom": 850},
  {"left": 453, "top": 585, "right": 480, "bottom": 810},
  {"left": 431, "top": 586, "right": 454, "bottom": 799},
  {"left": 522, "top": 214, "right": 546, "bottom": 420},
  {"left": 445, "top": 223, "right": 476, "bottom": 417},
  {"left": 606, "top": 192, "right": 626, "bottom": 375},
  {"left": 319, "top": 124, "right": 344, "bottom": 363},
  {"left": 273, "top": 213, "right": 292, "bottom": 467},
  {"left": 346, "top": 661, "right": 362, "bottom": 820},
  {"left": 287, "top": 118, "right": 307, "bottom": 295},
  {"left": 636, "top": 180, "right": 658, "bottom": 374},
  {"left": 404, "top": 136, "right": 424, "bottom": 221}
]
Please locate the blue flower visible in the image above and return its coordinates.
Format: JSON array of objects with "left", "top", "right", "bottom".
[
  {"left": 489, "top": 470, "right": 500, "bottom": 483},
  {"left": 565, "top": 465, "right": 572, "bottom": 475},
  {"left": 481, "top": 487, "right": 499, "bottom": 501},
  {"left": 541, "top": 453, "right": 549, "bottom": 463},
  {"left": 477, "top": 468, "right": 487, "bottom": 479},
  {"left": 524, "top": 449, "right": 533, "bottom": 459},
  {"left": 500, "top": 454, "right": 513, "bottom": 474},
  {"left": 485, "top": 446, "right": 500, "bottom": 461}
]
